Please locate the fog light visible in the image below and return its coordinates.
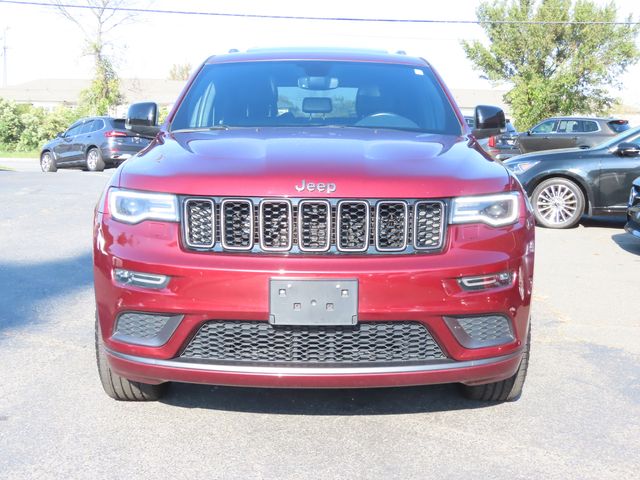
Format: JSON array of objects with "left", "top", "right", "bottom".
[
  {"left": 114, "top": 268, "right": 169, "bottom": 289},
  {"left": 113, "top": 312, "right": 183, "bottom": 347},
  {"left": 458, "top": 271, "right": 514, "bottom": 291},
  {"left": 444, "top": 315, "right": 514, "bottom": 348}
]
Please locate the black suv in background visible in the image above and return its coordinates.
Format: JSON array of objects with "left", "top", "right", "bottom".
[
  {"left": 40, "top": 117, "right": 150, "bottom": 172},
  {"left": 516, "top": 116, "right": 629, "bottom": 154}
]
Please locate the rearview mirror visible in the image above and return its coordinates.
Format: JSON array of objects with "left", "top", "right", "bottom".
[
  {"left": 616, "top": 142, "right": 640, "bottom": 156},
  {"left": 472, "top": 105, "right": 506, "bottom": 140},
  {"left": 126, "top": 102, "right": 160, "bottom": 138}
]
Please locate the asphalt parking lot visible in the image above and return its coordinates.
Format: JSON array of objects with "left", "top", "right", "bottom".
[{"left": 1, "top": 159, "right": 639, "bottom": 479}]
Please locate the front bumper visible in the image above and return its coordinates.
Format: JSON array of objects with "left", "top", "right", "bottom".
[{"left": 94, "top": 212, "right": 534, "bottom": 388}]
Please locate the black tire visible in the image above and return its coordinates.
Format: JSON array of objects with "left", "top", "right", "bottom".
[
  {"left": 86, "top": 147, "right": 105, "bottom": 172},
  {"left": 95, "top": 314, "right": 167, "bottom": 401},
  {"left": 461, "top": 328, "right": 531, "bottom": 402},
  {"left": 531, "top": 177, "right": 585, "bottom": 229},
  {"left": 40, "top": 151, "right": 57, "bottom": 172}
]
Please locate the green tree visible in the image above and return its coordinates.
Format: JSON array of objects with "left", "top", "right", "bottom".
[
  {"left": 54, "top": 1, "right": 137, "bottom": 115},
  {"left": 462, "top": 0, "right": 640, "bottom": 130}
]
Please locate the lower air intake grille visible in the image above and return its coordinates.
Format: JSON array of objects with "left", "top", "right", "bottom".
[{"left": 180, "top": 321, "right": 446, "bottom": 363}]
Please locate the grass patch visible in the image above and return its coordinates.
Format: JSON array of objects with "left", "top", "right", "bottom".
[{"left": 0, "top": 151, "right": 39, "bottom": 158}]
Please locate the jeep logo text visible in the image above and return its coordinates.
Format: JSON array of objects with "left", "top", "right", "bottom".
[{"left": 294, "top": 179, "right": 337, "bottom": 193}]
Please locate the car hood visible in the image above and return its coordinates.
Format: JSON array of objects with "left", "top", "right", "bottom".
[{"left": 118, "top": 127, "right": 511, "bottom": 198}]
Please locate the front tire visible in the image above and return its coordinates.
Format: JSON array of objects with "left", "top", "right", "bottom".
[
  {"left": 95, "top": 315, "right": 167, "bottom": 401},
  {"left": 461, "top": 328, "right": 531, "bottom": 402},
  {"left": 86, "top": 148, "right": 105, "bottom": 172},
  {"left": 40, "top": 152, "right": 57, "bottom": 172},
  {"left": 531, "top": 178, "right": 585, "bottom": 229}
]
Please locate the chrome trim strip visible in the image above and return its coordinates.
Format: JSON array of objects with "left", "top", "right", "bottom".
[
  {"left": 106, "top": 348, "right": 522, "bottom": 375},
  {"left": 298, "top": 199, "right": 331, "bottom": 252},
  {"left": 220, "top": 198, "right": 254, "bottom": 251},
  {"left": 413, "top": 200, "right": 446, "bottom": 251},
  {"left": 183, "top": 198, "right": 215, "bottom": 248},
  {"left": 336, "top": 200, "right": 370, "bottom": 252},
  {"left": 259, "top": 199, "right": 293, "bottom": 252},
  {"left": 375, "top": 200, "right": 408, "bottom": 252}
]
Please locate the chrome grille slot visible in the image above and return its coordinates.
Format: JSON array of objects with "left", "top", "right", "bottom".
[
  {"left": 184, "top": 199, "right": 215, "bottom": 248},
  {"left": 299, "top": 200, "right": 331, "bottom": 251},
  {"left": 221, "top": 199, "right": 253, "bottom": 250},
  {"left": 414, "top": 201, "right": 445, "bottom": 250},
  {"left": 260, "top": 200, "right": 293, "bottom": 251},
  {"left": 181, "top": 197, "right": 446, "bottom": 254},
  {"left": 336, "top": 200, "right": 370, "bottom": 252},
  {"left": 376, "top": 201, "right": 408, "bottom": 251}
]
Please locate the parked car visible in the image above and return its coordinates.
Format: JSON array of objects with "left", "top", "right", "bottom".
[
  {"left": 478, "top": 119, "right": 520, "bottom": 161},
  {"left": 516, "top": 116, "right": 629, "bottom": 154},
  {"left": 625, "top": 177, "right": 640, "bottom": 238},
  {"left": 40, "top": 116, "right": 151, "bottom": 172},
  {"left": 94, "top": 48, "right": 534, "bottom": 403},
  {"left": 504, "top": 125, "right": 640, "bottom": 228}
]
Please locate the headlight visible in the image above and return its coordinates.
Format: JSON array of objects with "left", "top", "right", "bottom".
[
  {"left": 108, "top": 188, "right": 179, "bottom": 224},
  {"left": 505, "top": 161, "right": 539, "bottom": 174},
  {"left": 451, "top": 192, "right": 520, "bottom": 227}
]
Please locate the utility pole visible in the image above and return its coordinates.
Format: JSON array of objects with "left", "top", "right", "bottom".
[{"left": 1, "top": 27, "right": 8, "bottom": 87}]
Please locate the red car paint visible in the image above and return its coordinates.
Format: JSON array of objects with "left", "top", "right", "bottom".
[{"left": 93, "top": 49, "right": 534, "bottom": 393}]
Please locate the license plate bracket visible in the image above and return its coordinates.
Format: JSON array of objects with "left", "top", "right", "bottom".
[{"left": 269, "top": 279, "right": 358, "bottom": 326}]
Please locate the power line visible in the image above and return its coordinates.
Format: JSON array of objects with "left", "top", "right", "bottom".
[{"left": 0, "top": 0, "right": 638, "bottom": 25}]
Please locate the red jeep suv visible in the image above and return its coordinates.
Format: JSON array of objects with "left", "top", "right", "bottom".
[{"left": 93, "top": 48, "right": 535, "bottom": 402}]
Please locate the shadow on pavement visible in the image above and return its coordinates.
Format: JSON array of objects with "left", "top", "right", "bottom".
[
  {"left": 162, "top": 382, "right": 492, "bottom": 415},
  {"left": 611, "top": 232, "right": 640, "bottom": 255},
  {"left": 580, "top": 216, "right": 626, "bottom": 229},
  {"left": 0, "top": 253, "right": 93, "bottom": 333}
]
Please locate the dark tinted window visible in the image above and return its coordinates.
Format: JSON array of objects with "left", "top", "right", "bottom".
[
  {"left": 608, "top": 120, "right": 629, "bottom": 133},
  {"left": 111, "top": 119, "right": 126, "bottom": 129},
  {"left": 92, "top": 119, "right": 105, "bottom": 132},
  {"left": 531, "top": 120, "right": 556, "bottom": 134},
  {"left": 80, "top": 120, "right": 96, "bottom": 134},
  {"left": 582, "top": 121, "right": 599, "bottom": 133},
  {"left": 65, "top": 122, "right": 83, "bottom": 137},
  {"left": 171, "top": 61, "right": 462, "bottom": 134}
]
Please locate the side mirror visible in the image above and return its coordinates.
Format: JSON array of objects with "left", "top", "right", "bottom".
[
  {"left": 56, "top": 132, "right": 64, "bottom": 138},
  {"left": 126, "top": 102, "right": 160, "bottom": 138},
  {"left": 526, "top": 130, "right": 532, "bottom": 136},
  {"left": 616, "top": 142, "right": 640, "bottom": 156},
  {"left": 472, "top": 105, "right": 506, "bottom": 140}
]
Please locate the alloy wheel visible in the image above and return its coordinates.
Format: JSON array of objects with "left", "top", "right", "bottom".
[{"left": 535, "top": 183, "right": 579, "bottom": 226}]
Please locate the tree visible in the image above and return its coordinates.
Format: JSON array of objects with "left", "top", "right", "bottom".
[
  {"left": 462, "top": 0, "right": 640, "bottom": 130},
  {"left": 54, "top": 1, "right": 138, "bottom": 115},
  {"left": 168, "top": 63, "right": 192, "bottom": 81}
]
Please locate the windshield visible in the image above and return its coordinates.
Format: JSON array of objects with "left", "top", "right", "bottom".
[{"left": 170, "top": 61, "right": 462, "bottom": 134}]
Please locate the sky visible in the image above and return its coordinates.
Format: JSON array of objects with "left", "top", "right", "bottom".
[{"left": 0, "top": 0, "right": 639, "bottom": 107}]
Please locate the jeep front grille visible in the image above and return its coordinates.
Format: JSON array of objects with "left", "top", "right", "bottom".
[
  {"left": 180, "top": 321, "right": 446, "bottom": 364},
  {"left": 181, "top": 197, "right": 446, "bottom": 255}
]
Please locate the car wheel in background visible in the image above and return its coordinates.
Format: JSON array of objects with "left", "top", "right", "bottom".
[
  {"left": 531, "top": 178, "right": 585, "bottom": 229},
  {"left": 40, "top": 151, "right": 57, "bottom": 172},
  {"left": 95, "top": 314, "right": 167, "bottom": 401},
  {"left": 86, "top": 148, "right": 105, "bottom": 172}
]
